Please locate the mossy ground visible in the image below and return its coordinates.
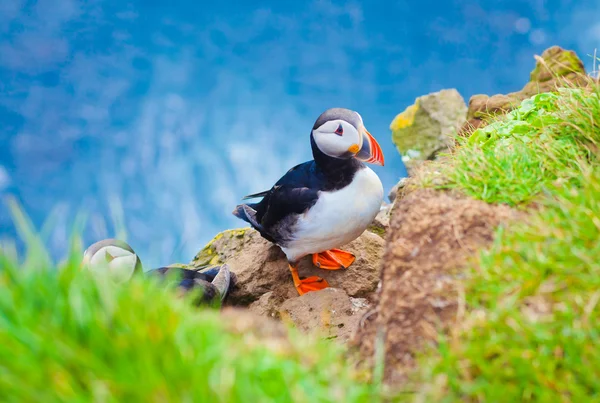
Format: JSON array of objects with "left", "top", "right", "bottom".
[
  {"left": 407, "top": 80, "right": 600, "bottom": 401},
  {"left": 422, "top": 85, "right": 599, "bottom": 206},
  {"left": 0, "top": 215, "right": 384, "bottom": 402}
]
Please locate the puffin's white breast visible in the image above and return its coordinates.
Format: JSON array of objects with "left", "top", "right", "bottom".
[{"left": 281, "top": 166, "right": 384, "bottom": 262}]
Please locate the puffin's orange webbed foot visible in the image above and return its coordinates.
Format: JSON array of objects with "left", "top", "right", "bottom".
[
  {"left": 295, "top": 276, "right": 329, "bottom": 295},
  {"left": 312, "top": 249, "right": 355, "bottom": 270},
  {"left": 289, "top": 264, "right": 329, "bottom": 296}
]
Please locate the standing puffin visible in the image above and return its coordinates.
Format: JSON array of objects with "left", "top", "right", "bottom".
[{"left": 233, "top": 108, "right": 384, "bottom": 295}]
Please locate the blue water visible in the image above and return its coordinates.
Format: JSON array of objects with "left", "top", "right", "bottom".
[{"left": 1, "top": 0, "right": 598, "bottom": 268}]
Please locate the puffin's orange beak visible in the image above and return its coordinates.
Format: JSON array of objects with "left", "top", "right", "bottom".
[{"left": 355, "top": 128, "right": 385, "bottom": 166}]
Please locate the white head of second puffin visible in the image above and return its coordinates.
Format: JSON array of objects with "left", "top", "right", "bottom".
[{"left": 310, "top": 107, "right": 384, "bottom": 165}]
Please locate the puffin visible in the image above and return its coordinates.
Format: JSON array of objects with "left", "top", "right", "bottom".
[
  {"left": 81, "top": 239, "right": 232, "bottom": 306},
  {"left": 233, "top": 108, "right": 384, "bottom": 296}
]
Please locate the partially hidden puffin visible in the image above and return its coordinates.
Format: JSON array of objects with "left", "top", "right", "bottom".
[
  {"left": 233, "top": 108, "right": 384, "bottom": 295},
  {"left": 81, "top": 239, "right": 232, "bottom": 306}
]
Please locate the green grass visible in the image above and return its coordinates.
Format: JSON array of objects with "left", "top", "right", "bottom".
[
  {"left": 0, "top": 215, "right": 383, "bottom": 402},
  {"left": 415, "top": 169, "right": 600, "bottom": 402},
  {"left": 435, "top": 85, "right": 600, "bottom": 205},
  {"left": 408, "top": 82, "right": 600, "bottom": 401}
]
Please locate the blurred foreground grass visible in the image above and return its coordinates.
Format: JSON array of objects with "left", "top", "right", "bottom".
[{"left": 0, "top": 205, "right": 384, "bottom": 403}]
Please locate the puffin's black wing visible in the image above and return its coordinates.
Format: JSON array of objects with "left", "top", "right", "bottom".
[{"left": 232, "top": 161, "right": 323, "bottom": 244}]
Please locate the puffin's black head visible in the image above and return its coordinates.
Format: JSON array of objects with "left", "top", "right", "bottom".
[{"left": 310, "top": 107, "right": 384, "bottom": 166}]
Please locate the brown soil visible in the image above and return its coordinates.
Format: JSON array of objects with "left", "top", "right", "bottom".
[
  {"left": 278, "top": 287, "right": 371, "bottom": 344},
  {"left": 351, "top": 188, "right": 523, "bottom": 385}
]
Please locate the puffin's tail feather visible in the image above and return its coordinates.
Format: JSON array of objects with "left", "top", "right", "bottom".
[
  {"left": 242, "top": 190, "right": 269, "bottom": 200},
  {"left": 232, "top": 204, "right": 251, "bottom": 224},
  {"left": 232, "top": 205, "right": 244, "bottom": 221},
  {"left": 209, "top": 264, "right": 231, "bottom": 302},
  {"left": 232, "top": 204, "right": 262, "bottom": 229}
]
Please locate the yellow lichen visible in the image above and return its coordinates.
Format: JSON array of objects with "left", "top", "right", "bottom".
[
  {"left": 192, "top": 228, "right": 252, "bottom": 267},
  {"left": 200, "top": 228, "right": 248, "bottom": 251},
  {"left": 230, "top": 229, "right": 249, "bottom": 238},
  {"left": 165, "top": 263, "right": 188, "bottom": 269},
  {"left": 390, "top": 102, "right": 419, "bottom": 132}
]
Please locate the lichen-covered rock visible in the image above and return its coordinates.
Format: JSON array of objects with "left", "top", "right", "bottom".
[
  {"left": 460, "top": 46, "right": 587, "bottom": 135},
  {"left": 191, "top": 228, "right": 385, "bottom": 306},
  {"left": 192, "top": 228, "right": 251, "bottom": 267},
  {"left": 279, "top": 288, "right": 370, "bottom": 344},
  {"left": 527, "top": 46, "right": 585, "bottom": 84},
  {"left": 192, "top": 229, "right": 281, "bottom": 305},
  {"left": 390, "top": 89, "right": 467, "bottom": 173}
]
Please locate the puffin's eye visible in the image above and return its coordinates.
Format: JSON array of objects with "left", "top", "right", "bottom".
[{"left": 334, "top": 124, "right": 344, "bottom": 136}]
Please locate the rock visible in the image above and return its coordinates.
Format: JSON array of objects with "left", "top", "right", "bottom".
[
  {"left": 248, "top": 291, "right": 285, "bottom": 319},
  {"left": 527, "top": 45, "right": 585, "bottom": 84},
  {"left": 191, "top": 228, "right": 385, "bottom": 306},
  {"left": 390, "top": 89, "right": 467, "bottom": 174},
  {"left": 368, "top": 203, "right": 392, "bottom": 238},
  {"left": 192, "top": 228, "right": 255, "bottom": 267},
  {"left": 460, "top": 46, "right": 587, "bottom": 136},
  {"left": 192, "top": 229, "right": 284, "bottom": 305},
  {"left": 388, "top": 177, "right": 409, "bottom": 203},
  {"left": 467, "top": 93, "right": 519, "bottom": 120},
  {"left": 279, "top": 288, "right": 370, "bottom": 343},
  {"left": 388, "top": 184, "right": 399, "bottom": 203}
]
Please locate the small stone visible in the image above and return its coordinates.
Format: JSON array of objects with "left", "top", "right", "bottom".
[
  {"left": 350, "top": 297, "right": 370, "bottom": 314},
  {"left": 388, "top": 177, "right": 409, "bottom": 203},
  {"left": 388, "top": 184, "right": 399, "bottom": 203}
]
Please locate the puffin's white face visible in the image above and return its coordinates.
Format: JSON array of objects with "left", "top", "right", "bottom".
[
  {"left": 312, "top": 118, "right": 363, "bottom": 159},
  {"left": 82, "top": 244, "right": 139, "bottom": 284}
]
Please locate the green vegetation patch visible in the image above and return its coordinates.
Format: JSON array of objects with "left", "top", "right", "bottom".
[
  {"left": 408, "top": 82, "right": 600, "bottom": 401},
  {"left": 0, "top": 240, "right": 381, "bottom": 402},
  {"left": 436, "top": 86, "right": 600, "bottom": 205},
  {"left": 415, "top": 167, "right": 600, "bottom": 402}
]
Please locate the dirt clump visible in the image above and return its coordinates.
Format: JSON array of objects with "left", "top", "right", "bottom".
[{"left": 351, "top": 189, "right": 522, "bottom": 385}]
